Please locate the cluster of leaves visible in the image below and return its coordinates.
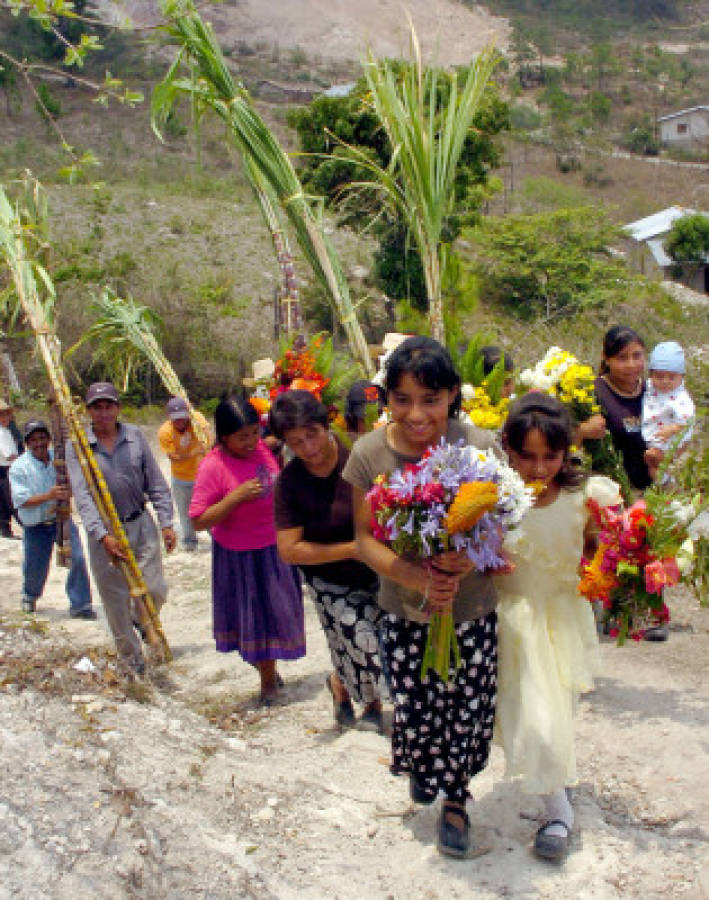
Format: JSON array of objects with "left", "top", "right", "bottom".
[
  {"left": 287, "top": 71, "right": 509, "bottom": 308},
  {"left": 665, "top": 213, "right": 709, "bottom": 275},
  {"left": 469, "top": 206, "right": 638, "bottom": 319}
]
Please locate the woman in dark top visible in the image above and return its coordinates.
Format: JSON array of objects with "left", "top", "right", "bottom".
[
  {"left": 270, "top": 391, "right": 386, "bottom": 732},
  {"left": 593, "top": 325, "right": 651, "bottom": 491}
]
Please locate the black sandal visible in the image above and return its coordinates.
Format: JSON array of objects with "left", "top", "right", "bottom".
[
  {"left": 533, "top": 819, "right": 571, "bottom": 860},
  {"left": 437, "top": 802, "right": 471, "bottom": 858},
  {"left": 325, "top": 675, "right": 355, "bottom": 728}
]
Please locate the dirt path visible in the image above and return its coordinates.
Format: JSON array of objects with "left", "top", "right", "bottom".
[{"left": 1, "top": 435, "right": 708, "bottom": 897}]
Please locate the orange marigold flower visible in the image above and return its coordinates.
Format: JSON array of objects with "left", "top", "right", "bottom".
[
  {"left": 445, "top": 482, "right": 499, "bottom": 534},
  {"left": 248, "top": 396, "right": 270, "bottom": 415}
]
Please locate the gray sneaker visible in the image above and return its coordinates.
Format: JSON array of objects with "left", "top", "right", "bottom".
[{"left": 21, "top": 596, "right": 36, "bottom": 614}]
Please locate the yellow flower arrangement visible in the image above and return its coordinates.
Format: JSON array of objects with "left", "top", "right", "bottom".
[
  {"left": 461, "top": 383, "right": 509, "bottom": 431},
  {"left": 520, "top": 348, "right": 598, "bottom": 423}
]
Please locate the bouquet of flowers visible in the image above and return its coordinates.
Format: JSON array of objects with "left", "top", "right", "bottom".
[
  {"left": 578, "top": 485, "right": 705, "bottom": 643},
  {"left": 269, "top": 335, "right": 330, "bottom": 402},
  {"left": 519, "top": 347, "right": 599, "bottom": 422},
  {"left": 367, "top": 439, "right": 533, "bottom": 679},
  {"left": 519, "top": 346, "right": 630, "bottom": 493},
  {"left": 461, "top": 383, "right": 509, "bottom": 431}
]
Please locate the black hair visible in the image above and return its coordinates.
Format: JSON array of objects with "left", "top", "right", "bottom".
[
  {"left": 214, "top": 395, "right": 259, "bottom": 442},
  {"left": 502, "top": 392, "right": 585, "bottom": 490},
  {"left": 599, "top": 325, "right": 645, "bottom": 375},
  {"left": 384, "top": 336, "right": 462, "bottom": 418},
  {"left": 344, "top": 380, "right": 385, "bottom": 432},
  {"left": 480, "top": 345, "right": 514, "bottom": 376},
  {"left": 268, "top": 390, "right": 329, "bottom": 440}
]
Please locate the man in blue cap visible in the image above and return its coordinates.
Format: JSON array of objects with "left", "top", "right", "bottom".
[{"left": 9, "top": 419, "right": 95, "bottom": 617}]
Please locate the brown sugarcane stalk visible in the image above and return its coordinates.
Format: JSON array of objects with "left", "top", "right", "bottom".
[
  {"left": 1, "top": 186, "right": 171, "bottom": 662},
  {"left": 47, "top": 395, "right": 72, "bottom": 568}
]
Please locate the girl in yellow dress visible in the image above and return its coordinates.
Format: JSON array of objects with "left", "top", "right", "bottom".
[{"left": 495, "top": 393, "right": 621, "bottom": 860}]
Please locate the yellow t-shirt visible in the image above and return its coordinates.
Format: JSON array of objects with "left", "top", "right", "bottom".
[{"left": 157, "top": 411, "right": 211, "bottom": 482}]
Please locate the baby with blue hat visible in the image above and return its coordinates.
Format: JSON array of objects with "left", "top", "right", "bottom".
[{"left": 642, "top": 340, "right": 695, "bottom": 480}]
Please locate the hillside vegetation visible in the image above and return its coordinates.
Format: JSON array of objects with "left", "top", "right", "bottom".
[{"left": 0, "top": 6, "right": 707, "bottom": 403}]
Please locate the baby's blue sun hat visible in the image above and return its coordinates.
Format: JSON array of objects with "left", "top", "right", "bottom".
[{"left": 649, "top": 341, "right": 685, "bottom": 374}]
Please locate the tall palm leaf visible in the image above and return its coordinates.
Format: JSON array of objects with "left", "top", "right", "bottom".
[
  {"left": 361, "top": 30, "right": 498, "bottom": 342},
  {"left": 69, "top": 289, "right": 211, "bottom": 447},
  {"left": 153, "top": 0, "right": 373, "bottom": 375}
]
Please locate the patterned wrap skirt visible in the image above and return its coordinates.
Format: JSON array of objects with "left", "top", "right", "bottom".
[
  {"left": 380, "top": 611, "right": 498, "bottom": 804},
  {"left": 212, "top": 541, "right": 305, "bottom": 663},
  {"left": 308, "top": 576, "right": 388, "bottom": 705}
]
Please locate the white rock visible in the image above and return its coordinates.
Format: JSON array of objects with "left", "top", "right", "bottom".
[{"left": 252, "top": 806, "right": 275, "bottom": 822}]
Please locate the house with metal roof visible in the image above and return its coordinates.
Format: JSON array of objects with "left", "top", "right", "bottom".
[
  {"left": 623, "top": 206, "right": 709, "bottom": 292},
  {"left": 657, "top": 106, "right": 709, "bottom": 147}
]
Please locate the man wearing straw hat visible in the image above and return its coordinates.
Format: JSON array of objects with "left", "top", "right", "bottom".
[
  {"left": 10, "top": 419, "right": 95, "bottom": 618},
  {"left": 66, "top": 382, "right": 176, "bottom": 674},
  {"left": 0, "top": 398, "right": 23, "bottom": 540}
]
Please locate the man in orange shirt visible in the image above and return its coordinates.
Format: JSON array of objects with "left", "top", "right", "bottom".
[{"left": 157, "top": 397, "right": 211, "bottom": 551}]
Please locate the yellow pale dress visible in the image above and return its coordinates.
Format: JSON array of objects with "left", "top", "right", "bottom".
[{"left": 494, "top": 476, "right": 620, "bottom": 795}]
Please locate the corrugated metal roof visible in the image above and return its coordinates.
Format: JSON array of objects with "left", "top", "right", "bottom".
[
  {"left": 646, "top": 238, "right": 673, "bottom": 268},
  {"left": 625, "top": 206, "right": 699, "bottom": 242},
  {"left": 323, "top": 82, "right": 357, "bottom": 98},
  {"left": 657, "top": 106, "right": 709, "bottom": 122}
]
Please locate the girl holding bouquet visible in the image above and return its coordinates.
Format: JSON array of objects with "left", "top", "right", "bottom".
[
  {"left": 495, "top": 393, "right": 620, "bottom": 860},
  {"left": 344, "top": 336, "right": 501, "bottom": 859}
]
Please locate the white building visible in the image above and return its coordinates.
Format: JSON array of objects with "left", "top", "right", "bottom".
[
  {"left": 623, "top": 206, "right": 709, "bottom": 293},
  {"left": 657, "top": 106, "right": 709, "bottom": 147}
]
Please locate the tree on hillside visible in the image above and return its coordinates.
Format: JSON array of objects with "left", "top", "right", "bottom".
[
  {"left": 287, "top": 71, "right": 508, "bottom": 313},
  {"left": 469, "top": 207, "right": 634, "bottom": 319},
  {"left": 665, "top": 214, "right": 709, "bottom": 279}
]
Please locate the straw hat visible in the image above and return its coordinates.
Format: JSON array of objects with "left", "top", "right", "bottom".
[
  {"left": 242, "top": 357, "right": 276, "bottom": 388},
  {"left": 382, "top": 332, "right": 410, "bottom": 353}
]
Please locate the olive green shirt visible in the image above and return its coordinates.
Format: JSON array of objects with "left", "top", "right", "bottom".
[{"left": 342, "top": 419, "right": 500, "bottom": 624}]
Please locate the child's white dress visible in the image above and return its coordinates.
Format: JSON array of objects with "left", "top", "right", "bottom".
[{"left": 494, "top": 476, "right": 620, "bottom": 795}]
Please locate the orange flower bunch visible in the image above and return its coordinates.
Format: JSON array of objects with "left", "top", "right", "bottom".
[
  {"left": 270, "top": 337, "right": 330, "bottom": 401},
  {"left": 446, "top": 482, "right": 499, "bottom": 534}
]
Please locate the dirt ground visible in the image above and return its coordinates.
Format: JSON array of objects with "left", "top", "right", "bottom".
[
  {"left": 1, "top": 434, "right": 708, "bottom": 898},
  {"left": 101, "top": 0, "right": 510, "bottom": 64}
]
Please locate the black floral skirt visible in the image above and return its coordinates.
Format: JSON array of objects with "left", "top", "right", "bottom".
[
  {"left": 380, "top": 610, "right": 498, "bottom": 803},
  {"left": 309, "top": 576, "right": 388, "bottom": 706}
]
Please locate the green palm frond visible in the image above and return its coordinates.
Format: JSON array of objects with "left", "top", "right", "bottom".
[
  {"left": 0, "top": 176, "right": 56, "bottom": 330},
  {"left": 362, "top": 33, "right": 498, "bottom": 342},
  {"left": 153, "top": 0, "right": 373, "bottom": 376},
  {"left": 68, "top": 289, "right": 162, "bottom": 392},
  {"left": 69, "top": 288, "right": 210, "bottom": 445}
]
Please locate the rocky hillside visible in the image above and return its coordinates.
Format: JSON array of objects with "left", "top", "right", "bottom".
[{"left": 95, "top": 0, "right": 510, "bottom": 63}]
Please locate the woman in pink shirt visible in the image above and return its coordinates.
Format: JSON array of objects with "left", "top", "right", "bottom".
[{"left": 190, "top": 396, "right": 305, "bottom": 704}]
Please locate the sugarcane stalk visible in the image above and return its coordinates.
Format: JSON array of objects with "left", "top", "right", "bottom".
[
  {"left": 0, "top": 182, "right": 171, "bottom": 662},
  {"left": 153, "top": 0, "right": 374, "bottom": 376},
  {"left": 47, "top": 396, "right": 72, "bottom": 568}
]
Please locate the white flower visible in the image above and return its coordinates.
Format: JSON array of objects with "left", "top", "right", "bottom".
[
  {"left": 676, "top": 538, "right": 695, "bottom": 576},
  {"left": 670, "top": 500, "right": 696, "bottom": 527},
  {"left": 688, "top": 511, "right": 709, "bottom": 541},
  {"left": 586, "top": 476, "right": 622, "bottom": 509},
  {"left": 461, "top": 383, "right": 476, "bottom": 401}
]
